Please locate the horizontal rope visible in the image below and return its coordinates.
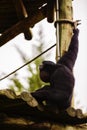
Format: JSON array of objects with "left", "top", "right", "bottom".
[{"left": 0, "top": 44, "right": 56, "bottom": 81}]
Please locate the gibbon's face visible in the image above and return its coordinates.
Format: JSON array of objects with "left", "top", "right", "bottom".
[{"left": 39, "top": 64, "right": 50, "bottom": 83}]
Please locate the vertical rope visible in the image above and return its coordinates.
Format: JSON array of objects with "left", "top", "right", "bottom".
[{"left": 55, "top": 0, "right": 60, "bottom": 62}]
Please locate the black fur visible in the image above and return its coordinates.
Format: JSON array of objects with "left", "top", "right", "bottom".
[{"left": 31, "top": 29, "right": 79, "bottom": 111}]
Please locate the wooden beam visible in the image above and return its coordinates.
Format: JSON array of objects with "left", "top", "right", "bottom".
[
  {"left": 13, "top": 0, "right": 32, "bottom": 40},
  {"left": 13, "top": 0, "right": 28, "bottom": 19},
  {"left": 47, "top": 0, "right": 55, "bottom": 23},
  {"left": 0, "top": 6, "right": 47, "bottom": 46}
]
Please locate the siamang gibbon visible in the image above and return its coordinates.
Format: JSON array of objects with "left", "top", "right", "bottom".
[{"left": 31, "top": 28, "right": 79, "bottom": 112}]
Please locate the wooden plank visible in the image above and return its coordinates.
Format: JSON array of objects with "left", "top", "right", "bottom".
[{"left": 0, "top": 6, "right": 47, "bottom": 46}]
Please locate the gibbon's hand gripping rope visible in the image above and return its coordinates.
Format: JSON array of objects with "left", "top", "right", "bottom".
[{"left": 0, "top": 44, "right": 56, "bottom": 81}]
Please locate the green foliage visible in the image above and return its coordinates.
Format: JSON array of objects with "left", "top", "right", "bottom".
[{"left": 9, "top": 77, "right": 25, "bottom": 92}]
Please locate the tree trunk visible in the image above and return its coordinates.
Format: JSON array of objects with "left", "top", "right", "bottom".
[{"left": 58, "top": 0, "right": 73, "bottom": 56}]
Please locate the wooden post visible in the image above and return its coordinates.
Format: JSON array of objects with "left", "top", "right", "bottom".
[
  {"left": 58, "top": 0, "right": 73, "bottom": 56},
  {"left": 56, "top": 0, "right": 74, "bottom": 107}
]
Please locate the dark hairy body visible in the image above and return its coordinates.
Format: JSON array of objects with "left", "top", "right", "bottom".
[{"left": 31, "top": 28, "right": 79, "bottom": 111}]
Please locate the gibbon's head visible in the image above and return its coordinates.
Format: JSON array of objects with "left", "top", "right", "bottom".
[{"left": 39, "top": 61, "right": 57, "bottom": 83}]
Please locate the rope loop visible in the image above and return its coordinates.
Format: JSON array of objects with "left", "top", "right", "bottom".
[
  {"left": 54, "top": 19, "right": 74, "bottom": 28},
  {"left": 54, "top": 19, "right": 81, "bottom": 28}
]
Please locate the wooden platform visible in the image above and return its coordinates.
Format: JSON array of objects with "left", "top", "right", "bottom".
[{"left": 0, "top": 89, "right": 87, "bottom": 129}]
